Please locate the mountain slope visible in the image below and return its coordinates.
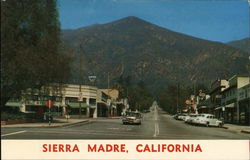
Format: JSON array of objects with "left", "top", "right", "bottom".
[
  {"left": 61, "top": 16, "right": 249, "bottom": 91},
  {"left": 227, "top": 38, "right": 250, "bottom": 54}
]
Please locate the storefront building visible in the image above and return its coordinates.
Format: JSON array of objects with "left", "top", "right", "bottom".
[
  {"left": 6, "top": 84, "right": 98, "bottom": 118},
  {"left": 238, "top": 84, "right": 250, "bottom": 125},
  {"left": 221, "top": 75, "right": 249, "bottom": 124}
]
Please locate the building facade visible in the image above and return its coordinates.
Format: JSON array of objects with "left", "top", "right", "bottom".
[
  {"left": 6, "top": 84, "right": 98, "bottom": 118},
  {"left": 221, "top": 75, "right": 249, "bottom": 124},
  {"left": 237, "top": 84, "right": 250, "bottom": 125},
  {"left": 210, "top": 79, "right": 229, "bottom": 118}
]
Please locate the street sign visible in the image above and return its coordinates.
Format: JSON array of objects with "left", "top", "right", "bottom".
[
  {"left": 185, "top": 100, "right": 191, "bottom": 105},
  {"left": 199, "top": 92, "right": 206, "bottom": 97},
  {"left": 88, "top": 75, "right": 96, "bottom": 82},
  {"left": 78, "top": 93, "right": 83, "bottom": 101},
  {"left": 46, "top": 100, "right": 54, "bottom": 108}
]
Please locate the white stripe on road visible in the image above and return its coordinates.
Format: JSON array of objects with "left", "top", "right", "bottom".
[
  {"left": 1, "top": 130, "right": 27, "bottom": 137},
  {"left": 153, "top": 122, "right": 159, "bottom": 137},
  {"left": 153, "top": 104, "right": 160, "bottom": 137}
]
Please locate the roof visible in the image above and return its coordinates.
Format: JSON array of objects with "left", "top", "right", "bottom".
[{"left": 99, "top": 89, "right": 119, "bottom": 99}]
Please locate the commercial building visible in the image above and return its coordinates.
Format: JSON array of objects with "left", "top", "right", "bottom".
[
  {"left": 6, "top": 84, "right": 98, "bottom": 118},
  {"left": 237, "top": 84, "right": 250, "bottom": 125},
  {"left": 5, "top": 84, "right": 127, "bottom": 119},
  {"left": 190, "top": 75, "right": 249, "bottom": 125},
  {"left": 221, "top": 75, "right": 249, "bottom": 124},
  {"left": 96, "top": 89, "right": 126, "bottom": 117},
  {"left": 209, "top": 79, "right": 229, "bottom": 118}
]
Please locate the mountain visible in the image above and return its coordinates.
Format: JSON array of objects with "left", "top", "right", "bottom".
[
  {"left": 227, "top": 38, "right": 250, "bottom": 54},
  {"left": 61, "top": 16, "right": 249, "bottom": 92}
]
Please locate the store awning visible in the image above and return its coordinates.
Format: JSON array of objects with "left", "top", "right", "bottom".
[
  {"left": 97, "top": 101, "right": 108, "bottom": 106},
  {"left": 215, "top": 106, "right": 223, "bottom": 110},
  {"left": 199, "top": 106, "right": 207, "bottom": 109},
  {"left": 67, "top": 102, "right": 89, "bottom": 108},
  {"left": 225, "top": 103, "right": 235, "bottom": 108}
]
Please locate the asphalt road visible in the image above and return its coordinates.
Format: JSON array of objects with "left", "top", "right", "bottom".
[{"left": 1, "top": 104, "right": 250, "bottom": 139}]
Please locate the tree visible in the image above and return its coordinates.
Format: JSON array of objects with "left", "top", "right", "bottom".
[
  {"left": 1, "top": 0, "right": 71, "bottom": 108},
  {"left": 114, "top": 77, "right": 153, "bottom": 111},
  {"left": 157, "top": 83, "right": 209, "bottom": 114}
]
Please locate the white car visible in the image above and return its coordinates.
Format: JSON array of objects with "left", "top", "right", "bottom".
[
  {"left": 178, "top": 113, "right": 188, "bottom": 121},
  {"left": 196, "top": 114, "right": 223, "bottom": 127},
  {"left": 185, "top": 114, "right": 199, "bottom": 124},
  {"left": 122, "top": 112, "right": 142, "bottom": 125}
]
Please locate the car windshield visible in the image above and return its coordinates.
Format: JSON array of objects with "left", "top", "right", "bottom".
[{"left": 126, "top": 112, "right": 140, "bottom": 117}]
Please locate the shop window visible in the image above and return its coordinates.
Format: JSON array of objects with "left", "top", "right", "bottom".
[
  {"left": 26, "top": 106, "right": 39, "bottom": 112},
  {"left": 65, "top": 97, "right": 78, "bottom": 102},
  {"left": 89, "top": 98, "right": 96, "bottom": 105},
  {"left": 82, "top": 98, "right": 87, "bottom": 103}
]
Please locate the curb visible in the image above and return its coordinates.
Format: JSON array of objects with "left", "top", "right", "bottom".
[
  {"left": 241, "top": 130, "right": 250, "bottom": 134},
  {"left": 1, "top": 120, "right": 89, "bottom": 128},
  {"left": 108, "top": 117, "right": 121, "bottom": 119},
  {"left": 60, "top": 120, "right": 90, "bottom": 128},
  {"left": 222, "top": 126, "right": 250, "bottom": 134}
]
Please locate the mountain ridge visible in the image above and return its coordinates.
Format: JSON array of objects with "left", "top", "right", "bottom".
[
  {"left": 61, "top": 16, "right": 249, "bottom": 91},
  {"left": 227, "top": 38, "right": 250, "bottom": 54}
]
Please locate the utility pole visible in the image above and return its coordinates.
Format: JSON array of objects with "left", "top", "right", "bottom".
[
  {"left": 107, "top": 72, "right": 110, "bottom": 89},
  {"left": 176, "top": 82, "right": 179, "bottom": 113},
  {"left": 78, "top": 44, "right": 84, "bottom": 118}
]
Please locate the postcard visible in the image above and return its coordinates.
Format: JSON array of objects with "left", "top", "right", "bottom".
[{"left": 1, "top": 0, "right": 250, "bottom": 159}]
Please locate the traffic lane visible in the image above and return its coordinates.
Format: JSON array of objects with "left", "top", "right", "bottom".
[
  {"left": 1, "top": 128, "right": 27, "bottom": 135},
  {"left": 1, "top": 116, "right": 155, "bottom": 139},
  {"left": 66, "top": 112, "right": 156, "bottom": 138},
  {"left": 157, "top": 112, "right": 250, "bottom": 139}
]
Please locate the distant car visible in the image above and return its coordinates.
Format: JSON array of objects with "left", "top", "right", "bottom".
[
  {"left": 122, "top": 112, "right": 142, "bottom": 125},
  {"left": 143, "top": 110, "right": 150, "bottom": 113},
  {"left": 196, "top": 114, "right": 223, "bottom": 127}
]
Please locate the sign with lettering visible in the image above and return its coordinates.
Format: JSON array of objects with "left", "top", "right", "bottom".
[{"left": 46, "top": 100, "right": 54, "bottom": 108}]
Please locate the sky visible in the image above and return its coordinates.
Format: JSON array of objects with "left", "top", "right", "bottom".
[{"left": 58, "top": 0, "right": 250, "bottom": 43}]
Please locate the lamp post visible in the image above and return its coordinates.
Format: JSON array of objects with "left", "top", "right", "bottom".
[{"left": 78, "top": 44, "right": 85, "bottom": 118}]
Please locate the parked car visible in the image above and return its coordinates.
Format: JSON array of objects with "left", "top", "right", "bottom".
[
  {"left": 122, "top": 112, "right": 142, "bottom": 125},
  {"left": 178, "top": 113, "right": 188, "bottom": 121},
  {"left": 195, "top": 114, "right": 224, "bottom": 127},
  {"left": 174, "top": 113, "right": 187, "bottom": 120},
  {"left": 185, "top": 114, "right": 199, "bottom": 124}
]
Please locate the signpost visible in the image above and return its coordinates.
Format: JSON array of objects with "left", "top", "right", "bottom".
[{"left": 46, "top": 100, "right": 54, "bottom": 125}]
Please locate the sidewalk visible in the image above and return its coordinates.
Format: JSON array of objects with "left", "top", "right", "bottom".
[
  {"left": 1, "top": 118, "right": 89, "bottom": 128},
  {"left": 223, "top": 123, "right": 250, "bottom": 134}
]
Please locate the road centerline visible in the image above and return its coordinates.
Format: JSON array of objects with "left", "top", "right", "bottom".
[
  {"left": 153, "top": 104, "right": 160, "bottom": 137},
  {"left": 1, "top": 130, "right": 27, "bottom": 137}
]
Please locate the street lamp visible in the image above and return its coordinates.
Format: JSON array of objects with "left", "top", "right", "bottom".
[{"left": 88, "top": 75, "right": 96, "bottom": 86}]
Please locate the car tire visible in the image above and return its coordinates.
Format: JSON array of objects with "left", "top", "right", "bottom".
[
  {"left": 206, "top": 122, "right": 209, "bottom": 127},
  {"left": 218, "top": 123, "right": 223, "bottom": 128}
]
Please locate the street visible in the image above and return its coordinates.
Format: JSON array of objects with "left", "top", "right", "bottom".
[{"left": 1, "top": 104, "right": 250, "bottom": 139}]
